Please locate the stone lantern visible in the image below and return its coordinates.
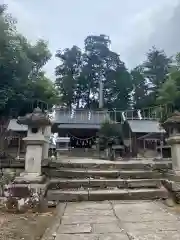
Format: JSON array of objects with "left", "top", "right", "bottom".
[
  {"left": 162, "top": 111, "right": 180, "bottom": 175},
  {"left": 15, "top": 107, "right": 51, "bottom": 182}
]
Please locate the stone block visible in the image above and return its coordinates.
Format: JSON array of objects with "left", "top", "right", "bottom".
[
  {"left": 127, "top": 188, "right": 168, "bottom": 200},
  {"left": 98, "top": 234, "right": 129, "bottom": 240},
  {"left": 48, "top": 179, "right": 90, "bottom": 189},
  {"left": 56, "top": 234, "right": 99, "bottom": 240},
  {"left": 61, "top": 215, "right": 117, "bottom": 225},
  {"left": 88, "top": 189, "right": 129, "bottom": 201},
  {"left": 57, "top": 224, "right": 92, "bottom": 234},
  {"left": 47, "top": 190, "right": 89, "bottom": 202},
  {"left": 92, "top": 223, "right": 123, "bottom": 234}
]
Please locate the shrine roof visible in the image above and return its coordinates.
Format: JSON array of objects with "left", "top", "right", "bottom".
[
  {"left": 137, "top": 132, "right": 166, "bottom": 140},
  {"left": 58, "top": 123, "right": 101, "bottom": 129},
  {"left": 127, "top": 120, "right": 165, "bottom": 133},
  {"left": 7, "top": 119, "right": 28, "bottom": 132},
  {"left": 52, "top": 109, "right": 110, "bottom": 125}
]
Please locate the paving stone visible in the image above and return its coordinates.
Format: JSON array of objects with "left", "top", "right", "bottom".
[
  {"left": 113, "top": 202, "right": 177, "bottom": 222},
  {"left": 113, "top": 201, "right": 163, "bottom": 211},
  {"left": 57, "top": 224, "right": 92, "bottom": 234},
  {"left": 61, "top": 215, "right": 118, "bottom": 224},
  {"left": 56, "top": 234, "right": 99, "bottom": 240},
  {"left": 123, "top": 221, "right": 180, "bottom": 232},
  {"left": 91, "top": 223, "right": 123, "bottom": 234},
  {"left": 127, "top": 231, "right": 180, "bottom": 240},
  {"left": 98, "top": 233, "right": 129, "bottom": 240},
  {"left": 114, "top": 206, "right": 164, "bottom": 216},
  {"left": 116, "top": 211, "right": 178, "bottom": 222},
  {"left": 44, "top": 201, "right": 180, "bottom": 240},
  {"left": 65, "top": 201, "right": 111, "bottom": 210},
  {"left": 64, "top": 209, "right": 114, "bottom": 216}
]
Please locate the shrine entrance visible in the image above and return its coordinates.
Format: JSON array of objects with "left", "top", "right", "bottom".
[
  {"left": 58, "top": 128, "right": 98, "bottom": 149},
  {"left": 69, "top": 134, "right": 96, "bottom": 148},
  {"left": 68, "top": 129, "right": 97, "bottom": 149}
]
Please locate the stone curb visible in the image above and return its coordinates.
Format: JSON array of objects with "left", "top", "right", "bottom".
[{"left": 41, "top": 202, "right": 67, "bottom": 240}]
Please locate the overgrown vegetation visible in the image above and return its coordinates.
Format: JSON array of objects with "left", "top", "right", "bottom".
[{"left": 98, "top": 120, "right": 122, "bottom": 160}]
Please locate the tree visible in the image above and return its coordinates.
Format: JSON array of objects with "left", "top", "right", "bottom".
[
  {"left": 143, "top": 46, "right": 171, "bottom": 105},
  {"left": 156, "top": 52, "right": 180, "bottom": 119},
  {"left": 157, "top": 76, "right": 178, "bottom": 105},
  {"left": 83, "top": 34, "right": 111, "bottom": 108},
  {"left": 131, "top": 66, "right": 149, "bottom": 109},
  {"left": 17, "top": 72, "right": 59, "bottom": 116},
  {"left": 0, "top": 4, "right": 58, "bottom": 117},
  {"left": 55, "top": 34, "right": 133, "bottom": 110},
  {"left": 83, "top": 35, "right": 133, "bottom": 110},
  {"left": 98, "top": 120, "right": 122, "bottom": 160},
  {"left": 55, "top": 46, "right": 83, "bottom": 108},
  {"left": 157, "top": 52, "right": 180, "bottom": 107}
]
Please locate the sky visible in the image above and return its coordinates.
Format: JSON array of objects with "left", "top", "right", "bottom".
[{"left": 2, "top": 0, "right": 180, "bottom": 80}]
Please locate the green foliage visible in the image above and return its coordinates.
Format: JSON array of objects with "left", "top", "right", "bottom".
[
  {"left": 143, "top": 47, "right": 171, "bottom": 89},
  {"left": 55, "top": 35, "right": 133, "bottom": 110},
  {"left": 2, "top": 3, "right": 180, "bottom": 121},
  {"left": 143, "top": 47, "right": 171, "bottom": 105},
  {"left": 55, "top": 39, "right": 174, "bottom": 114},
  {"left": 98, "top": 120, "right": 122, "bottom": 150},
  {"left": 131, "top": 47, "right": 172, "bottom": 111},
  {"left": 0, "top": 4, "right": 58, "bottom": 117},
  {"left": 157, "top": 77, "right": 178, "bottom": 105},
  {"left": 131, "top": 66, "right": 148, "bottom": 109},
  {"left": 55, "top": 46, "right": 83, "bottom": 107},
  {"left": 157, "top": 53, "right": 180, "bottom": 113}
]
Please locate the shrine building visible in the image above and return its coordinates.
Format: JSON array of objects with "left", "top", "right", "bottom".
[{"left": 51, "top": 108, "right": 110, "bottom": 149}]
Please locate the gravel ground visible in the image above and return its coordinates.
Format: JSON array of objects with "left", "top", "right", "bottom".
[{"left": 0, "top": 206, "right": 56, "bottom": 240}]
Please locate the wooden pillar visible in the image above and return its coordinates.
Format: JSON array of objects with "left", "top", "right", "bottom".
[{"left": 143, "top": 139, "right": 146, "bottom": 150}]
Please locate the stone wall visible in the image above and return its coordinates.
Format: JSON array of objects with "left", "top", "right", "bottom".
[{"left": 57, "top": 148, "right": 99, "bottom": 158}]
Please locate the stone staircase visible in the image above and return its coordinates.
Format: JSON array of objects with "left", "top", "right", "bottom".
[{"left": 46, "top": 159, "right": 171, "bottom": 202}]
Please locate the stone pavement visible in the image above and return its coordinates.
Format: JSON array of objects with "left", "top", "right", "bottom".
[{"left": 45, "top": 201, "right": 180, "bottom": 240}]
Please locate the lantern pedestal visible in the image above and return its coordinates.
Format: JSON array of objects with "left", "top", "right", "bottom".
[
  {"left": 167, "top": 135, "right": 180, "bottom": 175},
  {"left": 5, "top": 108, "right": 51, "bottom": 212}
]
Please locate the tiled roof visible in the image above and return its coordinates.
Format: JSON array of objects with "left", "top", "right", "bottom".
[
  {"left": 53, "top": 110, "right": 109, "bottom": 125},
  {"left": 128, "top": 120, "right": 165, "bottom": 133},
  {"left": 58, "top": 123, "right": 101, "bottom": 129},
  {"left": 7, "top": 119, "right": 28, "bottom": 132}
]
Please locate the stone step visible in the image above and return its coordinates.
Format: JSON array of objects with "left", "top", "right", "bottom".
[
  {"left": 119, "top": 170, "right": 163, "bottom": 179},
  {"left": 47, "top": 187, "right": 168, "bottom": 202},
  {"left": 49, "top": 169, "right": 120, "bottom": 178},
  {"left": 49, "top": 168, "right": 163, "bottom": 179},
  {"left": 48, "top": 178, "right": 162, "bottom": 189},
  {"left": 49, "top": 160, "right": 172, "bottom": 170}
]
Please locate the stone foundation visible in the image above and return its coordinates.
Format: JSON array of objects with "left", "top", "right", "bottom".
[{"left": 3, "top": 181, "right": 48, "bottom": 213}]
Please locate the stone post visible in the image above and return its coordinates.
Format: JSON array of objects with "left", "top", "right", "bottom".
[
  {"left": 56, "top": 137, "right": 70, "bottom": 159},
  {"left": 44, "top": 125, "right": 51, "bottom": 159},
  {"left": 167, "top": 136, "right": 180, "bottom": 175},
  {"left": 162, "top": 111, "right": 180, "bottom": 175}
]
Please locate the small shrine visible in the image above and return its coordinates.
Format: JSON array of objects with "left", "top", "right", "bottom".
[
  {"left": 162, "top": 111, "right": 180, "bottom": 175},
  {"left": 15, "top": 107, "right": 51, "bottom": 182}
]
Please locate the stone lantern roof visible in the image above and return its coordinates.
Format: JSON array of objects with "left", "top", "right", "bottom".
[
  {"left": 17, "top": 107, "right": 51, "bottom": 127},
  {"left": 162, "top": 111, "right": 180, "bottom": 129}
]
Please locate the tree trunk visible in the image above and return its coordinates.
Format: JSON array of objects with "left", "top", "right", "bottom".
[{"left": 0, "top": 117, "right": 10, "bottom": 152}]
